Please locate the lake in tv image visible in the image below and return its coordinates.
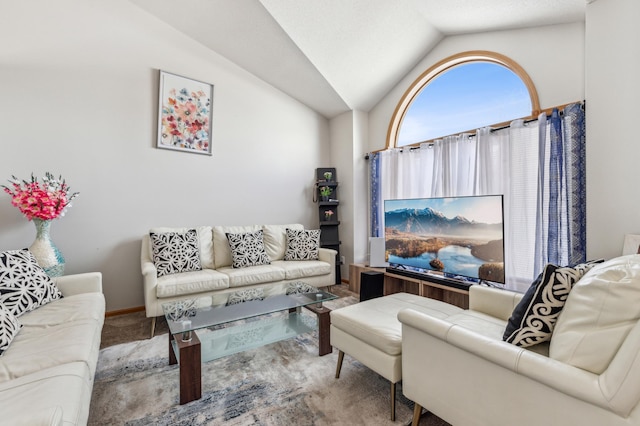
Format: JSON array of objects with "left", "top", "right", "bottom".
[{"left": 384, "top": 195, "right": 505, "bottom": 283}]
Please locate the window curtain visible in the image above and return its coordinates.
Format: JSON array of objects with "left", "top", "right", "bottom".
[{"left": 370, "top": 102, "right": 586, "bottom": 292}]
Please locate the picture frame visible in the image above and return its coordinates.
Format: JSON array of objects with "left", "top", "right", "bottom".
[
  {"left": 622, "top": 234, "right": 640, "bottom": 255},
  {"left": 157, "top": 70, "right": 214, "bottom": 156}
]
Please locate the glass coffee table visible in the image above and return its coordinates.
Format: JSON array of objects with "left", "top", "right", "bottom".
[{"left": 162, "top": 290, "right": 338, "bottom": 405}]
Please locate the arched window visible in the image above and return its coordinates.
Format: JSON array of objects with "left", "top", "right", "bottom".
[{"left": 387, "top": 51, "right": 540, "bottom": 148}]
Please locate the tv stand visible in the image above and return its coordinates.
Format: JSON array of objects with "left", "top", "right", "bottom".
[{"left": 349, "top": 263, "right": 469, "bottom": 309}]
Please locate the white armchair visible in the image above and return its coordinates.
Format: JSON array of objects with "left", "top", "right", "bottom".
[{"left": 399, "top": 256, "right": 640, "bottom": 426}]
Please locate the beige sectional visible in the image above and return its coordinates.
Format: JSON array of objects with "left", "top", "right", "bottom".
[
  {"left": 399, "top": 255, "right": 640, "bottom": 426},
  {"left": 0, "top": 272, "right": 105, "bottom": 426},
  {"left": 141, "top": 224, "right": 337, "bottom": 335}
]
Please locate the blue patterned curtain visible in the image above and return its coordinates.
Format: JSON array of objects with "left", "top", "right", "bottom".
[
  {"left": 369, "top": 152, "right": 381, "bottom": 237},
  {"left": 535, "top": 103, "right": 586, "bottom": 272}
]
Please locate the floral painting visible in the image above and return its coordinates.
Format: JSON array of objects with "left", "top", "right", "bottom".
[{"left": 157, "top": 71, "right": 213, "bottom": 155}]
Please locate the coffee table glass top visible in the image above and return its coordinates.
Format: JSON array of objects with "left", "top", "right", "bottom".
[
  {"left": 162, "top": 290, "right": 337, "bottom": 336},
  {"left": 162, "top": 290, "right": 337, "bottom": 363}
]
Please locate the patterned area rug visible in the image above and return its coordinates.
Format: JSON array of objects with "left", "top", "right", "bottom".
[{"left": 89, "top": 296, "right": 418, "bottom": 425}]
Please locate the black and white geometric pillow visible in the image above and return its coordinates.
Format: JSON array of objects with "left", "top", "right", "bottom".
[
  {"left": 0, "top": 301, "right": 21, "bottom": 356},
  {"left": 0, "top": 249, "right": 63, "bottom": 317},
  {"left": 150, "top": 229, "right": 202, "bottom": 277},
  {"left": 226, "top": 230, "right": 271, "bottom": 268},
  {"left": 503, "top": 260, "right": 602, "bottom": 347},
  {"left": 226, "top": 288, "right": 265, "bottom": 305},
  {"left": 286, "top": 281, "right": 320, "bottom": 295},
  {"left": 284, "top": 229, "right": 321, "bottom": 261}
]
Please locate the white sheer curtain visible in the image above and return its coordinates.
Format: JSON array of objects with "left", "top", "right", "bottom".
[{"left": 374, "top": 122, "right": 541, "bottom": 292}]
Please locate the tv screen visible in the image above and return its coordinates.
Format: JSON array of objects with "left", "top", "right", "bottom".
[{"left": 384, "top": 195, "right": 505, "bottom": 284}]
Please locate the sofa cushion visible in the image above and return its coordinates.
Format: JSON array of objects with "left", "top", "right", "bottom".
[
  {"left": 155, "top": 269, "right": 229, "bottom": 298},
  {"left": 285, "top": 281, "right": 319, "bottom": 295},
  {"left": 0, "top": 361, "right": 92, "bottom": 426},
  {"left": 150, "top": 226, "right": 214, "bottom": 269},
  {"left": 226, "top": 230, "right": 271, "bottom": 268},
  {"left": 503, "top": 260, "right": 601, "bottom": 347},
  {"left": 226, "top": 288, "right": 265, "bottom": 305},
  {"left": 150, "top": 229, "right": 202, "bottom": 277},
  {"left": 18, "top": 293, "right": 105, "bottom": 327},
  {"left": 272, "top": 260, "right": 331, "bottom": 280},
  {"left": 0, "top": 249, "right": 62, "bottom": 317},
  {"left": 0, "top": 302, "right": 21, "bottom": 356},
  {"left": 284, "top": 228, "right": 321, "bottom": 261},
  {"left": 213, "top": 225, "right": 260, "bottom": 268},
  {"left": 217, "top": 264, "right": 286, "bottom": 288},
  {"left": 263, "top": 224, "right": 304, "bottom": 261},
  {"left": 550, "top": 255, "right": 640, "bottom": 374},
  {"left": 331, "top": 293, "right": 463, "bottom": 356}
]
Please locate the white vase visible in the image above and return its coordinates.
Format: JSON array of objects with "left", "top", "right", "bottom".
[{"left": 29, "top": 218, "right": 65, "bottom": 277}]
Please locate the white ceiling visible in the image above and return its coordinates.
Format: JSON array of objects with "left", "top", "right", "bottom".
[{"left": 130, "top": 0, "right": 586, "bottom": 119}]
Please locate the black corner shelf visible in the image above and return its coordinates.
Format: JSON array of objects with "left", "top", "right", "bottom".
[{"left": 316, "top": 167, "right": 341, "bottom": 284}]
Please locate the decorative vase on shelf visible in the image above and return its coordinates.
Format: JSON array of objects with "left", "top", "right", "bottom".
[{"left": 29, "top": 218, "right": 65, "bottom": 277}]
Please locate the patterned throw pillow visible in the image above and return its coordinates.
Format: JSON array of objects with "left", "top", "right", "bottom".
[
  {"left": 226, "top": 230, "right": 271, "bottom": 268},
  {"left": 503, "top": 260, "right": 603, "bottom": 347},
  {"left": 286, "top": 281, "right": 319, "bottom": 295},
  {"left": 0, "top": 301, "right": 21, "bottom": 356},
  {"left": 150, "top": 229, "right": 202, "bottom": 277},
  {"left": 284, "top": 229, "right": 321, "bottom": 261},
  {"left": 226, "top": 288, "right": 265, "bottom": 305},
  {"left": 0, "top": 249, "right": 63, "bottom": 317}
]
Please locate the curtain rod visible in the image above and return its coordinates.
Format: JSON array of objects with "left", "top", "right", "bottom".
[{"left": 364, "top": 100, "right": 585, "bottom": 159}]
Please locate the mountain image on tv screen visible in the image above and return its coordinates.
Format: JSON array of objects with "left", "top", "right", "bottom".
[{"left": 384, "top": 195, "right": 505, "bottom": 284}]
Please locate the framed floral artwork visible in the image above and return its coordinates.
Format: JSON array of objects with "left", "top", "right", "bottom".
[{"left": 157, "top": 70, "right": 214, "bottom": 155}]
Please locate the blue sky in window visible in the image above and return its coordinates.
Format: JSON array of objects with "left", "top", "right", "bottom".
[{"left": 397, "top": 62, "right": 531, "bottom": 146}]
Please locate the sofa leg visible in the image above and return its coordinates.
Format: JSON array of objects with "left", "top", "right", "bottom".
[
  {"left": 335, "top": 350, "right": 344, "bottom": 378},
  {"left": 150, "top": 317, "right": 157, "bottom": 339},
  {"left": 390, "top": 382, "right": 396, "bottom": 421},
  {"left": 412, "top": 402, "right": 423, "bottom": 426}
]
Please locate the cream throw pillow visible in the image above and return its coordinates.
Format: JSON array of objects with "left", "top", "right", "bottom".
[{"left": 549, "top": 255, "right": 640, "bottom": 374}]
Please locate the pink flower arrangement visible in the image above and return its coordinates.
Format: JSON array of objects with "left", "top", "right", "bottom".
[{"left": 3, "top": 173, "right": 79, "bottom": 221}]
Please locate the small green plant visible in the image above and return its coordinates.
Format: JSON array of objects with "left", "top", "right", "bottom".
[{"left": 319, "top": 186, "right": 332, "bottom": 197}]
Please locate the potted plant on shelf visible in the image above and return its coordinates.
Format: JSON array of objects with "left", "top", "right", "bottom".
[
  {"left": 319, "top": 186, "right": 332, "bottom": 201},
  {"left": 323, "top": 171, "right": 333, "bottom": 181},
  {"left": 324, "top": 209, "right": 334, "bottom": 221}
]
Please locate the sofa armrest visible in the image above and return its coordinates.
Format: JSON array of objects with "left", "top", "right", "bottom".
[
  {"left": 318, "top": 247, "right": 337, "bottom": 265},
  {"left": 141, "top": 234, "right": 160, "bottom": 318},
  {"left": 398, "top": 308, "right": 616, "bottom": 413},
  {"left": 468, "top": 285, "right": 523, "bottom": 321},
  {"left": 52, "top": 272, "right": 102, "bottom": 296}
]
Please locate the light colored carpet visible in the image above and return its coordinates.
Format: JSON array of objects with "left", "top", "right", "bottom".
[{"left": 89, "top": 296, "right": 419, "bottom": 425}]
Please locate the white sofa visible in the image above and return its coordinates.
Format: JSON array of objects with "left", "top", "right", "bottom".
[
  {"left": 141, "top": 224, "right": 337, "bottom": 336},
  {"left": 399, "top": 255, "right": 640, "bottom": 426},
  {"left": 0, "top": 272, "right": 105, "bottom": 426}
]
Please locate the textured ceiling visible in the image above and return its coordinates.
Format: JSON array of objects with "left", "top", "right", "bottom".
[{"left": 130, "top": 0, "right": 586, "bottom": 118}]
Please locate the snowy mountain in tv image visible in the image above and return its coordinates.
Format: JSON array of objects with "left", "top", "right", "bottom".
[{"left": 384, "top": 207, "right": 502, "bottom": 240}]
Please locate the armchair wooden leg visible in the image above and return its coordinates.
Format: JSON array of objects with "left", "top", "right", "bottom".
[
  {"left": 335, "top": 350, "right": 344, "bottom": 378},
  {"left": 150, "top": 317, "right": 157, "bottom": 339},
  {"left": 412, "top": 403, "right": 423, "bottom": 426},
  {"left": 390, "top": 382, "right": 396, "bottom": 421}
]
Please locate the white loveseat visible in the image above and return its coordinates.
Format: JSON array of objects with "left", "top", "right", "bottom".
[
  {"left": 0, "top": 272, "right": 105, "bottom": 426},
  {"left": 141, "top": 224, "right": 337, "bottom": 336},
  {"left": 399, "top": 255, "right": 640, "bottom": 426}
]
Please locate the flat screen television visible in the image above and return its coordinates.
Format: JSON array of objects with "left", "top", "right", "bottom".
[{"left": 384, "top": 195, "right": 505, "bottom": 285}]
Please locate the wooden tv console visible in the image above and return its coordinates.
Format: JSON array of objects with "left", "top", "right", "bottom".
[{"left": 349, "top": 263, "right": 470, "bottom": 309}]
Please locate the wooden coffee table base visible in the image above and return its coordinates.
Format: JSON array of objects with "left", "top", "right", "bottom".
[{"left": 169, "top": 332, "right": 202, "bottom": 405}]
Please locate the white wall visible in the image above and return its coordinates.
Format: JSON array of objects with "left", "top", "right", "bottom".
[
  {"left": 0, "top": 0, "right": 330, "bottom": 311},
  {"left": 585, "top": 0, "right": 640, "bottom": 259}
]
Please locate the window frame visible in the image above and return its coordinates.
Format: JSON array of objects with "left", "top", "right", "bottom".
[{"left": 387, "top": 50, "right": 541, "bottom": 149}]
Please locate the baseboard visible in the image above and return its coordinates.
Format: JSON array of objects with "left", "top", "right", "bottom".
[{"left": 105, "top": 305, "right": 145, "bottom": 317}]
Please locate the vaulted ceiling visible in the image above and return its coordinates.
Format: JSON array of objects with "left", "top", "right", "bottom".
[{"left": 130, "top": 0, "right": 586, "bottom": 119}]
